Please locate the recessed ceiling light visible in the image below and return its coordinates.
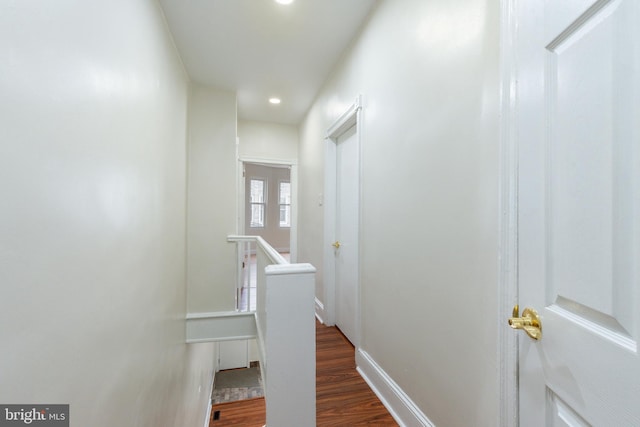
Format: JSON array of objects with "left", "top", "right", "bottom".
[
  {"left": 269, "top": 98, "right": 281, "bottom": 104},
  {"left": 275, "top": 0, "right": 294, "bottom": 5}
]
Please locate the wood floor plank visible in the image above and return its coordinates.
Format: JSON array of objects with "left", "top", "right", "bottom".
[
  {"left": 209, "top": 321, "right": 398, "bottom": 426},
  {"left": 210, "top": 398, "right": 265, "bottom": 427}
]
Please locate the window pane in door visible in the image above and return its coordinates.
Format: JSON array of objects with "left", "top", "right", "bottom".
[
  {"left": 279, "top": 205, "right": 290, "bottom": 227},
  {"left": 279, "top": 182, "right": 290, "bottom": 204},
  {"left": 279, "top": 181, "right": 291, "bottom": 227},
  {"left": 250, "top": 179, "right": 265, "bottom": 203},
  {"left": 251, "top": 204, "right": 264, "bottom": 227},
  {"left": 250, "top": 178, "right": 265, "bottom": 227},
  {"left": 251, "top": 204, "right": 264, "bottom": 228}
]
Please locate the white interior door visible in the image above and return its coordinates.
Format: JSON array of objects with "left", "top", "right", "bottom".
[
  {"left": 335, "top": 124, "right": 359, "bottom": 345},
  {"left": 218, "top": 340, "right": 249, "bottom": 371},
  {"left": 516, "top": 0, "right": 640, "bottom": 425}
]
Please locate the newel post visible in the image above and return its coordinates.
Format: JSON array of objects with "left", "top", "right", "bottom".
[{"left": 262, "top": 263, "right": 316, "bottom": 427}]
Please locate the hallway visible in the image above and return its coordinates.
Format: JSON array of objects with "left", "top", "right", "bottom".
[
  {"left": 3, "top": 0, "right": 573, "bottom": 424},
  {"left": 210, "top": 321, "right": 398, "bottom": 426}
]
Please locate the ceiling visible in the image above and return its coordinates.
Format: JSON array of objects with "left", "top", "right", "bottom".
[{"left": 158, "top": 0, "right": 378, "bottom": 125}]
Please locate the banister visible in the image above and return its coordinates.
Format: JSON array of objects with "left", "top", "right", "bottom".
[
  {"left": 227, "top": 234, "right": 288, "bottom": 265},
  {"left": 265, "top": 263, "right": 315, "bottom": 276}
]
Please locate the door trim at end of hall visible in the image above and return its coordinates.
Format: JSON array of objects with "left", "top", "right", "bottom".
[
  {"left": 322, "top": 95, "right": 363, "bottom": 348},
  {"left": 237, "top": 156, "right": 298, "bottom": 263},
  {"left": 498, "top": 0, "right": 519, "bottom": 425}
]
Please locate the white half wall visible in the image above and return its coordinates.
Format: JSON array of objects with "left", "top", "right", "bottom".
[
  {"left": 298, "top": 0, "right": 501, "bottom": 425},
  {"left": 0, "top": 1, "right": 215, "bottom": 426}
]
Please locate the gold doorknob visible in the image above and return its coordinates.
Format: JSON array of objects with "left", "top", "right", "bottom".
[
  {"left": 332, "top": 241, "right": 341, "bottom": 249},
  {"left": 508, "top": 305, "right": 542, "bottom": 340}
]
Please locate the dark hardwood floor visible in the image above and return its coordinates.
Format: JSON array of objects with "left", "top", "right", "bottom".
[
  {"left": 315, "top": 323, "right": 398, "bottom": 426},
  {"left": 210, "top": 321, "right": 398, "bottom": 426},
  {"left": 209, "top": 398, "right": 266, "bottom": 427}
]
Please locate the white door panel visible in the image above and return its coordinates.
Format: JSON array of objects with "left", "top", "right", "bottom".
[
  {"left": 335, "top": 124, "right": 359, "bottom": 345},
  {"left": 218, "top": 340, "right": 249, "bottom": 371},
  {"left": 516, "top": 0, "right": 640, "bottom": 425}
]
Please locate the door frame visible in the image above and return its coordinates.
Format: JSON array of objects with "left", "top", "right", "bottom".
[
  {"left": 236, "top": 156, "right": 298, "bottom": 262},
  {"left": 322, "top": 95, "right": 363, "bottom": 348},
  {"left": 499, "top": 0, "right": 519, "bottom": 425}
]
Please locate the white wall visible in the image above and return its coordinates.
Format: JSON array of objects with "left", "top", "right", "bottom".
[
  {"left": 187, "top": 84, "right": 238, "bottom": 313},
  {"left": 0, "top": 1, "right": 215, "bottom": 426},
  {"left": 238, "top": 120, "right": 298, "bottom": 161},
  {"left": 298, "top": 0, "right": 501, "bottom": 425}
]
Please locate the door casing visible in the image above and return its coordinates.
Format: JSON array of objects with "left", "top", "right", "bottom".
[
  {"left": 322, "top": 96, "right": 363, "bottom": 349},
  {"left": 498, "top": 0, "right": 519, "bottom": 425}
]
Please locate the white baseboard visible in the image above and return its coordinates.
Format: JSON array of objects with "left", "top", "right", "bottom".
[
  {"left": 203, "top": 403, "right": 212, "bottom": 427},
  {"left": 203, "top": 369, "right": 215, "bottom": 427},
  {"left": 314, "top": 297, "right": 325, "bottom": 324},
  {"left": 356, "top": 349, "right": 435, "bottom": 427}
]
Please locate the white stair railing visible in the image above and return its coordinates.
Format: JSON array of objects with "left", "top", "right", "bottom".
[
  {"left": 235, "top": 238, "right": 257, "bottom": 312},
  {"left": 228, "top": 235, "right": 316, "bottom": 427}
]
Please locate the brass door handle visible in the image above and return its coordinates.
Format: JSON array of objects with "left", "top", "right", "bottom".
[
  {"left": 508, "top": 305, "right": 542, "bottom": 340},
  {"left": 332, "top": 241, "right": 341, "bottom": 249}
]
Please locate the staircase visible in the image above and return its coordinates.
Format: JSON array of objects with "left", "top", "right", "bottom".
[{"left": 186, "top": 235, "right": 317, "bottom": 427}]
